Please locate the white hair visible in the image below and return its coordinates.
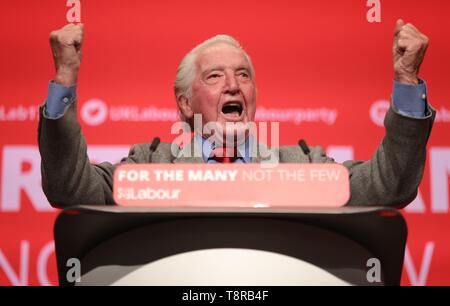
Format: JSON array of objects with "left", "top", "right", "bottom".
[{"left": 174, "top": 34, "right": 255, "bottom": 101}]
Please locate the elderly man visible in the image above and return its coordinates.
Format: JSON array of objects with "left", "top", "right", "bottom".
[{"left": 39, "top": 20, "right": 434, "bottom": 208}]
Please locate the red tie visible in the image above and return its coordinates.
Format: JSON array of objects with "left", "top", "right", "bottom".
[{"left": 211, "top": 147, "right": 238, "bottom": 163}]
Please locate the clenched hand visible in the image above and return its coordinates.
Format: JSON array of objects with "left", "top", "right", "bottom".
[
  {"left": 393, "top": 19, "right": 429, "bottom": 85},
  {"left": 49, "top": 23, "right": 84, "bottom": 86}
]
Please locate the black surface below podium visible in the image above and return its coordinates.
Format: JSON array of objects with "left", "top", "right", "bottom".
[{"left": 54, "top": 206, "right": 407, "bottom": 286}]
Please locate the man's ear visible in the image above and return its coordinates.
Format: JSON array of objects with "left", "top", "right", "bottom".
[{"left": 177, "top": 95, "right": 194, "bottom": 120}]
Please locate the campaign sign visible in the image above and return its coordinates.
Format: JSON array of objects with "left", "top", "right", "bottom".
[{"left": 113, "top": 164, "right": 350, "bottom": 208}]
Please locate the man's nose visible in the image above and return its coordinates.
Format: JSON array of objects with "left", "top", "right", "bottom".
[{"left": 224, "top": 74, "right": 240, "bottom": 95}]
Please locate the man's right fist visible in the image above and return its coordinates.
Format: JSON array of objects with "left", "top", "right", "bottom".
[{"left": 49, "top": 23, "right": 84, "bottom": 86}]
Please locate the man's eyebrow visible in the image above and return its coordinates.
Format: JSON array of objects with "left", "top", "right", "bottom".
[
  {"left": 202, "top": 66, "right": 226, "bottom": 75},
  {"left": 235, "top": 66, "right": 250, "bottom": 71},
  {"left": 202, "top": 65, "right": 251, "bottom": 76},
  {"left": 235, "top": 66, "right": 251, "bottom": 74}
]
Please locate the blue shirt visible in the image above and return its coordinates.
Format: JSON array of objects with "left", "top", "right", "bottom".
[
  {"left": 44, "top": 81, "right": 77, "bottom": 119},
  {"left": 43, "top": 80, "right": 430, "bottom": 163},
  {"left": 392, "top": 80, "right": 429, "bottom": 117},
  {"left": 196, "top": 134, "right": 253, "bottom": 164}
]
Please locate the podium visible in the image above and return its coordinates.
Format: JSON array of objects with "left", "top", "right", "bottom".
[{"left": 54, "top": 205, "right": 407, "bottom": 286}]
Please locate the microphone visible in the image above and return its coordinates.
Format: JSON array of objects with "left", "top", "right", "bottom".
[
  {"left": 149, "top": 137, "right": 161, "bottom": 162},
  {"left": 298, "top": 139, "right": 311, "bottom": 163},
  {"left": 150, "top": 137, "right": 161, "bottom": 152}
]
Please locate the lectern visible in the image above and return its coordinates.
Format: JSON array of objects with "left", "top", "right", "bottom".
[{"left": 54, "top": 206, "right": 407, "bottom": 286}]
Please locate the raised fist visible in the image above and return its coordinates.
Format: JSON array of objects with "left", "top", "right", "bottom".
[
  {"left": 49, "top": 23, "right": 84, "bottom": 86},
  {"left": 393, "top": 19, "right": 429, "bottom": 85}
]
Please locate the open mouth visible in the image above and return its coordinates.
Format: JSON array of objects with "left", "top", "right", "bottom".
[{"left": 221, "top": 101, "right": 243, "bottom": 117}]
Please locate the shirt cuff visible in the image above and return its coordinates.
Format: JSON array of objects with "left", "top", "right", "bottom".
[
  {"left": 43, "top": 81, "right": 77, "bottom": 119},
  {"left": 392, "top": 79, "right": 429, "bottom": 118}
]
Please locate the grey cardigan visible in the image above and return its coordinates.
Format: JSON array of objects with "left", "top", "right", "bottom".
[{"left": 38, "top": 102, "right": 435, "bottom": 208}]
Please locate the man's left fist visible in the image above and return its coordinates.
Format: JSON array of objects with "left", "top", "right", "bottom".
[{"left": 393, "top": 19, "right": 429, "bottom": 85}]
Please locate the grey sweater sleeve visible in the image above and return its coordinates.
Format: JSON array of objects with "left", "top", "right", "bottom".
[
  {"left": 343, "top": 104, "right": 435, "bottom": 208},
  {"left": 38, "top": 101, "right": 145, "bottom": 208}
]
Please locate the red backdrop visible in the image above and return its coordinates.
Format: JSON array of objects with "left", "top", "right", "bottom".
[{"left": 0, "top": 0, "right": 449, "bottom": 285}]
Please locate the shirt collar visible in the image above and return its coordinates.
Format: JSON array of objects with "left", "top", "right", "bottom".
[{"left": 195, "top": 133, "right": 252, "bottom": 163}]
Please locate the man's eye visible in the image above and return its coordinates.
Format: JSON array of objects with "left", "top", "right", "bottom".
[
  {"left": 207, "top": 74, "right": 221, "bottom": 79},
  {"left": 238, "top": 72, "right": 249, "bottom": 78}
]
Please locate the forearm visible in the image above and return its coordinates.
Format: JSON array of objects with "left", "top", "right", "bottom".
[
  {"left": 38, "top": 102, "right": 115, "bottom": 208},
  {"left": 345, "top": 104, "right": 435, "bottom": 207}
]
